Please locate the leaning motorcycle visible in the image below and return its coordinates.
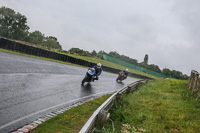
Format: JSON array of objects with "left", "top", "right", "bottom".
[
  {"left": 116, "top": 71, "right": 126, "bottom": 82},
  {"left": 81, "top": 68, "right": 96, "bottom": 85}
]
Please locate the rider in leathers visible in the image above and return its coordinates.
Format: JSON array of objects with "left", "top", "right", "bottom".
[{"left": 93, "top": 63, "right": 102, "bottom": 81}]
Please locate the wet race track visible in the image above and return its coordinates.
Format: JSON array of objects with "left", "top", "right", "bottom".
[{"left": 0, "top": 51, "right": 138, "bottom": 133}]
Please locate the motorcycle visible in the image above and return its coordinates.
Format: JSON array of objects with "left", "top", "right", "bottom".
[
  {"left": 116, "top": 71, "right": 126, "bottom": 82},
  {"left": 81, "top": 68, "right": 96, "bottom": 85}
]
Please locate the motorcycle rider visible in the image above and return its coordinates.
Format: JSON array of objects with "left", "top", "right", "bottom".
[
  {"left": 123, "top": 69, "right": 129, "bottom": 79},
  {"left": 92, "top": 63, "right": 102, "bottom": 81}
]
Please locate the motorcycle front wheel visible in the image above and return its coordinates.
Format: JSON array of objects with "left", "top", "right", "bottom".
[{"left": 81, "top": 77, "right": 87, "bottom": 85}]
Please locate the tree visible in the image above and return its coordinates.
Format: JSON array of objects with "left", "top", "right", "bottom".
[
  {"left": 0, "top": 6, "right": 29, "bottom": 40},
  {"left": 97, "top": 50, "right": 104, "bottom": 58},
  {"left": 26, "top": 30, "right": 44, "bottom": 45},
  {"left": 27, "top": 32, "right": 62, "bottom": 49},
  {"left": 69, "top": 48, "right": 90, "bottom": 56},
  {"left": 69, "top": 48, "right": 84, "bottom": 54},
  {"left": 149, "top": 64, "right": 161, "bottom": 73},
  {"left": 143, "top": 54, "right": 148, "bottom": 64},
  {"left": 162, "top": 68, "right": 189, "bottom": 79},
  {"left": 91, "top": 50, "right": 97, "bottom": 57},
  {"left": 108, "top": 51, "right": 120, "bottom": 58},
  {"left": 42, "top": 36, "right": 62, "bottom": 50},
  {"left": 107, "top": 51, "right": 138, "bottom": 65},
  {"left": 162, "top": 68, "right": 171, "bottom": 77},
  {"left": 48, "top": 36, "right": 57, "bottom": 42}
]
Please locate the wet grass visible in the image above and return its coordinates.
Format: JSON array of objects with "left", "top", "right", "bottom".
[
  {"left": 30, "top": 94, "right": 112, "bottom": 133},
  {"left": 103, "top": 79, "right": 200, "bottom": 133}
]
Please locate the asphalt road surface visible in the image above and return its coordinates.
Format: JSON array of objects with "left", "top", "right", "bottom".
[{"left": 0, "top": 51, "right": 138, "bottom": 133}]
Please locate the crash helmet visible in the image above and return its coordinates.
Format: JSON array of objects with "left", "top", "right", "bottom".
[
  {"left": 97, "top": 63, "right": 102, "bottom": 68},
  {"left": 125, "top": 69, "right": 128, "bottom": 72}
]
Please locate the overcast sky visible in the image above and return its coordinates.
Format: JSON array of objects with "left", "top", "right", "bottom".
[{"left": 1, "top": 0, "right": 200, "bottom": 75}]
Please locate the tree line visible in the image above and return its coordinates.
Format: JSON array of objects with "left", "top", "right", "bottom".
[{"left": 0, "top": 6, "right": 62, "bottom": 50}]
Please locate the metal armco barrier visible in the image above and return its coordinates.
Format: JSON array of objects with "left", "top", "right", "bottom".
[
  {"left": 79, "top": 80, "right": 150, "bottom": 133},
  {"left": 0, "top": 37, "right": 153, "bottom": 80}
]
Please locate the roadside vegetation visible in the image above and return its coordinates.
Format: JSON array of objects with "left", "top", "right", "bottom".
[
  {"left": 30, "top": 94, "right": 112, "bottom": 133},
  {"left": 102, "top": 79, "right": 200, "bottom": 133}
]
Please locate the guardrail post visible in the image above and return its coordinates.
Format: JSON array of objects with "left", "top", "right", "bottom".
[
  {"left": 188, "top": 71, "right": 193, "bottom": 90},
  {"left": 95, "top": 110, "right": 109, "bottom": 131},
  {"left": 116, "top": 93, "right": 122, "bottom": 103},
  {"left": 126, "top": 85, "right": 135, "bottom": 94},
  {"left": 192, "top": 73, "right": 199, "bottom": 95},
  {"left": 189, "top": 71, "right": 195, "bottom": 90},
  {"left": 197, "top": 79, "right": 200, "bottom": 100},
  {"left": 188, "top": 70, "right": 200, "bottom": 100}
]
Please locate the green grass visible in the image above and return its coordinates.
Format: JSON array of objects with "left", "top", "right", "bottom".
[
  {"left": 103, "top": 79, "right": 200, "bottom": 133},
  {"left": 30, "top": 94, "right": 112, "bottom": 133}
]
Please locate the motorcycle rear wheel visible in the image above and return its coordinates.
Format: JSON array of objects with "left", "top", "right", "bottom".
[{"left": 116, "top": 77, "right": 122, "bottom": 82}]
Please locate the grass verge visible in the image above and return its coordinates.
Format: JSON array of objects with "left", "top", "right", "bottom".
[
  {"left": 103, "top": 79, "right": 200, "bottom": 133},
  {"left": 30, "top": 94, "right": 112, "bottom": 133}
]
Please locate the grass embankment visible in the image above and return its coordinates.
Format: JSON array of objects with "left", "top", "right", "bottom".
[
  {"left": 0, "top": 48, "right": 159, "bottom": 79},
  {"left": 30, "top": 94, "right": 111, "bottom": 133},
  {"left": 104, "top": 79, "right": 200, "bottom": 133}
]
